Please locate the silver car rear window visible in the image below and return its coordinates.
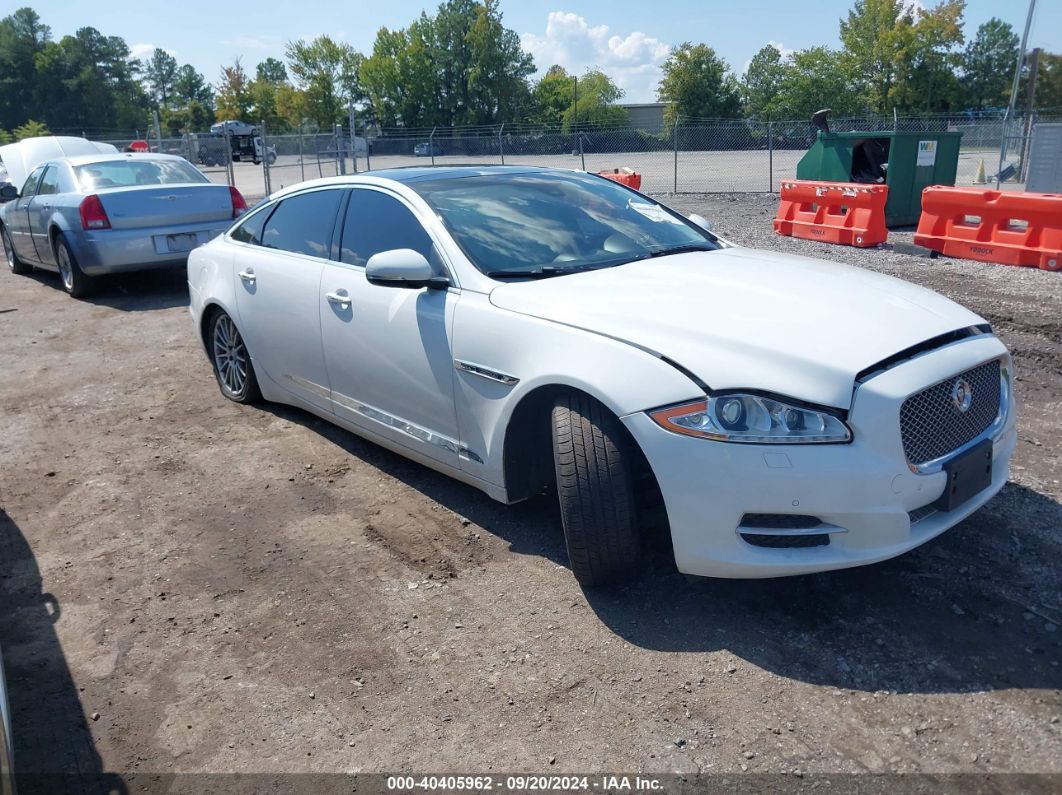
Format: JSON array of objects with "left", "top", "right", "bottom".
[{"left": 75, "top": 159, "right": 208, "bottom": 191}]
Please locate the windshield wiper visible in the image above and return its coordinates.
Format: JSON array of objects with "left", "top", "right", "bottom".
[
  {"left": 643, "top": 243, "right": 717, "bottom": 258},
  {"left": 486, "top": 263, "right": 614, "bottom": 279}
]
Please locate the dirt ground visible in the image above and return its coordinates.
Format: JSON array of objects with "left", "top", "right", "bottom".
[{"left": 1, "top": 194, "right": 1059, "bottom": 794}]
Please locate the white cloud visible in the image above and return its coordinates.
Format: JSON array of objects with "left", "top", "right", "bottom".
[
  {"left": 130, "top": 43, "right": 176, "bottom": 61},
  {"left": 521, "top": 12, "right": 672, "bottom": 103},
  {"left": 768, "top": 40, "right": 794, "bottom": 59},
  {"left": 222, "top": 35, "right": 275, "bottom": 51}
]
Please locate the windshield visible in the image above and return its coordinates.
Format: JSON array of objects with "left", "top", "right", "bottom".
[
  {"left": 411, "top": 171, "right": 721, "bottom": 277},
  {"left": 75, "top": 158, "right": 208, "bottom": 191}
]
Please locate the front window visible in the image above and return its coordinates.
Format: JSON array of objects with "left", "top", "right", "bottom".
[
  {"left": 260, "top": 189, "right": 343, "bottom": 258},
  {"left": 75, "top": 158, "right": 208, "bottom": 191},
  {"left": 339, "top": 189, "right": 434, "bottom": 267},
  {"left": 21, "top": 166, "right": 44, "bottom": 198},
  {"left": 411, "top": 171, "right": 721, "bottom": 278}
]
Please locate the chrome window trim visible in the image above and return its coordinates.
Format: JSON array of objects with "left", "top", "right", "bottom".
[{"left": 908, "top": 358, "right": 1011, "bottom": 475}]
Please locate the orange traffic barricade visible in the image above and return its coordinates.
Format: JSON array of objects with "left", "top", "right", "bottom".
[
  {"left": 598, "top": 168, "right": 642, "bottom": 190},
  {"left": 914, "top": 187, "right": 1062, "bottom": 271},
  {"left": 773, "top": 181, "right": 888, "bottom": 248}
]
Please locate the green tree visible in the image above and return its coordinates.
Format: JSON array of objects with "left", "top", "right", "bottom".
[
  {"left": 174, "top": 64, "right": 212, "bottom": 106},
  {"left": 0, "top": 129, "right": 12, "bottom": 144},
  {"left": 285, "top": 35, "right": 363, "bottom": 128},
  {"left": 0, "top": 8, "right": 51, "bottom": 131},
  {"left": 532, "top": 65, "right": 575, "bottom": 127},
  {"left": 892, "top": 0, "right": 965, "bottom": 112},
  {"left": 33, "top": 27, "right": 147, "bottom": 132},
  {"left": 561, "top": 69, "right": 627, "bottom": 131},
  {"left": 143, "top": 47, "right": 178, "bottom": 108},
  {"left": 962, "top": 18, "right": 1019, "bottom": 109},
  {"left": 275, "top": 83, "right": 309, "bottom": 129},
  {"left": 361, "top": 0, "right": 535, "bottom": 128},
  {"left": 215, "top": 58, "right": 252, "bottom": 121},
  {"left": 658, "top": 42, "right": 741, "bottom": 124},
  {"left": 361, "top": 21, "right": 437, "bottom": 127},
  {"left": 839, "top": 0, "right": 913, "bottom": 113},
  {"left": 466, "top": 0, "right": 534, "bottom": 123},
  {"left": 1030, "top": 52, "right": 1062, "bottom": 111},
  {"left": 840, "top": 0, "right": 968, "bottom": 113},
  {"left": 773, "top": 46, "right": 864, "bottom": 119},
  {"left": 743, "top": 45, "right": 786, "bottom": 118},
  {"left": 12, "top": 119, "right": 50, "bottom": 140},
  {"left": 256, "top": 57, "right": 288, "bottom": 84}
]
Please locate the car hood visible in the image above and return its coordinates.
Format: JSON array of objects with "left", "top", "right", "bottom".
[
  {"left": 488, "top": 247, "right": 986, "bottom": 408},
  {"left": 0, "top": 136, "right": 118, "bottom": 188}
]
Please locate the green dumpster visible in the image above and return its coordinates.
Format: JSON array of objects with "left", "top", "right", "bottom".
[{"left": 795, "top": 130, "right": 962, "bottom": 226}]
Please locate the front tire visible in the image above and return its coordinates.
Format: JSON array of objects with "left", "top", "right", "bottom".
[
  {"left": 552, "top": 393, "right": 642, "bottom": 586},
  {"left": 2, "top": 225, "right": 30, "bottom": 275},
  {"left": 55, "top": 234, "right": 91, "bottom": 298},
  {"left": 210, "top": 310, "right": 261, "bottom": 403}
]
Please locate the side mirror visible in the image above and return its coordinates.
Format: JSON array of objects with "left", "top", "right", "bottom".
[
  {"left": 365, "top": 248, "right": 448, "bottom": 290},
  {"left": 0, "top": 184, "right": 18, "bottom": 203},
  {"left": 688, "top": 213, "right": 712, "bottom": 233}
]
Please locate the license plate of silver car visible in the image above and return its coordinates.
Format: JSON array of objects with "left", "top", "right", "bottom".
[{"left": 165, "top": 233, "right": 199, "bottom": 252}]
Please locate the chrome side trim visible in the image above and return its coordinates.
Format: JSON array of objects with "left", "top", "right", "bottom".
[
  {"left": 285, "top": 373, "right": 331, "bottom": 399},
  {"left": 908, "top": 359, "right": 1011, "bottom": 475},
  {"left": 454, "top": 359, "right": 519, "bottom": 386},
  {"left": 285, "top": 375, "right": 482, "bottom": 461},
  {"left": 334, "top": 391, "right": 482, "bottom": 463},
  {"left": 736, "top": 523, "right": 847, "bottom": 537}
]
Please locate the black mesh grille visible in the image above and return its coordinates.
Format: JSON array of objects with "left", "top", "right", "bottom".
[
  {"left": 741, "top": 533, "right": 830, "bottom": 548},
  {"left": 739, "top": 514, "right": 822, "bottom": 530},
  {"left": 908, "top": 505, "right": 937, "bottom": 524},
  {"left": 900, "top": 360, "right": 1001, "bottom": 465}
]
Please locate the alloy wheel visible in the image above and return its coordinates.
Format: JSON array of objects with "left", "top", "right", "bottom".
[
  {"left": 213, "top": 314, "right": 248, "bottom": 396},
  {"left": 56, "top": 243, "right": 74, "bottom": 290},
  {"left": 2, "top": 231, "right": 13, "bottom": 270}
]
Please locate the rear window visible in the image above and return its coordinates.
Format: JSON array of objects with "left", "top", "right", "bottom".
[{"left": 75, "top": 159, "right": 208, "bottom": 191}]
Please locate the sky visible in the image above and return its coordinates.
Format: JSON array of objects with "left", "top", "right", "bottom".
[{"left": 11, "top": 0, "right": 1062, "bottom": 103}]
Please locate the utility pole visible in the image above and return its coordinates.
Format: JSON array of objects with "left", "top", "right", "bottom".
[
  {"left": 573, "top": 75, "right": 578, "bottom": 131},
  {"left": 1019, "top": 47, "right": 1042, "bottom": 181},
  {"left": 999, "top": 0, "right": 1037, "bottom": 187}
]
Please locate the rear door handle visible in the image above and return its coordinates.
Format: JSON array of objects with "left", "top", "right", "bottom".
[
  {"left": 326, "top": 290, "right": 351, "bottom": 307},
  {"left": 238, "top": 269, "right": 256, "bottom": 284}
]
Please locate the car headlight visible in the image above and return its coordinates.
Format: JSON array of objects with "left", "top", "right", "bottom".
[{"left": 649, "top": 393, "right": 852, "bottom": 444}]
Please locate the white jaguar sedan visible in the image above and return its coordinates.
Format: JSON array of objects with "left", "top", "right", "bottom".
[{"left": 187, "top": 166, "right": 1016, "bottom": 585}]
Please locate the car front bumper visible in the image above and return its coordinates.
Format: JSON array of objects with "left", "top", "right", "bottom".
[
  {"left": 72, "top": 221, "right": 230, "bottom": 275},
  {"left": 622, "top": 335, "right": 1017, "bottom": 578}
]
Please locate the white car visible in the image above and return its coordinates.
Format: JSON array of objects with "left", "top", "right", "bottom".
[{"left": 187, "top": 166, "right": 1016, "bottom": 585}]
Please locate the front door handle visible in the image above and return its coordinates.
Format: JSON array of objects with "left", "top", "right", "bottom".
[
  {"left": 238, "top": 269, "right": 256, "bottom": 284},
  {"left": 326, "top": 290, "right": 351, "bottom": 307}
]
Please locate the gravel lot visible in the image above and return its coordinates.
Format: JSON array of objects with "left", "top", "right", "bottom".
[{"left": 1, "top": 193, "right": 1059, "bottom": 793}]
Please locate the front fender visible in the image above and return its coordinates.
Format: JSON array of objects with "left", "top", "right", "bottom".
[{"left": 451, "top": 291, "right": 703, "bottom": 490}]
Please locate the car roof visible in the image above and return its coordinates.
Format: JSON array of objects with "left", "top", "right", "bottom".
[
  {"left": 62, "top": 152, "right": 190, "bottom": 167},
  {"left": 266, "top": 165, "right": 587, "bottom": 203},
  {"left": 360, "top": 164, "right": 553, "bottom": 183}
]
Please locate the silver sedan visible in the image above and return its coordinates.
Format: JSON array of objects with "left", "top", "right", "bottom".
[{"left": 0, "top": 153, "right": 248, "bottom": 297}]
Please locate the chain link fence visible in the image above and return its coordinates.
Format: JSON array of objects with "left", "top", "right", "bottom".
[{"left": 83, "top": 110, "right": 1058, "bottom": 201}]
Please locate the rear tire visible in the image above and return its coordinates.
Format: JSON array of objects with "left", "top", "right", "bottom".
[
  {"left": 54, "top": 234, "right": 91, "bottom": 298},
  {"left": 209, "top": 310, "right": 261, "bottom": 404},
  {"left": 2, "top": 225, "right": 30, "bottom": 275},
  {"left": 552, "top": 392, "right": 642, "bottom": 586}
]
